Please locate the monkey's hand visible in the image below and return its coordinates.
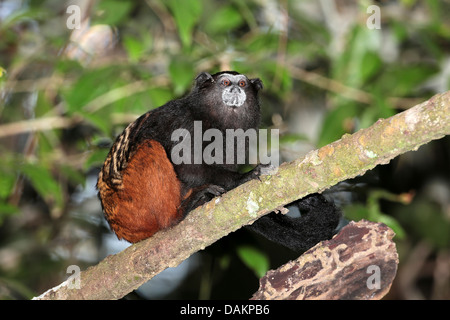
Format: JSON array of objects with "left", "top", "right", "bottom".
[{"left": 180, "top": 184, "right": 226, "bottom": 215}]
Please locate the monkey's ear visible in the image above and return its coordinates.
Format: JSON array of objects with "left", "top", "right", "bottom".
[
  {"left": 195, "top": 72, "right": 214, "bottom": 88},
  {"left": 250, "top": 78, "right": 263, "bottom": 91}
]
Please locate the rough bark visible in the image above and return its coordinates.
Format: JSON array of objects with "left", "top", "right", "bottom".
[{"left": 251, "top": 220, "right": 398, "bottom": 300}]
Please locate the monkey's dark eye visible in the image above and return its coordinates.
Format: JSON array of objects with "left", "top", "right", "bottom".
[
  {"left": 221, "top": 79, "right": 231, "bottom": 86},
  {"left": 238, "top": 80, "right": 246, "bottom": 87}
]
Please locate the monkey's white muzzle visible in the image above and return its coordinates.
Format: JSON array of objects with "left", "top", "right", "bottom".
[{"left": 222, "top": 87, "right": 246, "bottom": 107}]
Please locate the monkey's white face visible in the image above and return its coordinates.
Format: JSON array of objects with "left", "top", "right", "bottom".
[{"left": 218, "top": 74, "right": 248, "bottom": 107}]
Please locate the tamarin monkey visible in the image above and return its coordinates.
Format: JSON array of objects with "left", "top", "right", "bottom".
[{"left": 97, "top": 71, "right": 340, "bottom": 251}]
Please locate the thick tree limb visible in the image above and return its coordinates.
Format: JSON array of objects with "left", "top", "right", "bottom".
[
  {"left": 251, "top": 220, "right": 398, "bottom": 300},
  {"left": 34, "top": 91, "right": 450, "bottom": 300}
]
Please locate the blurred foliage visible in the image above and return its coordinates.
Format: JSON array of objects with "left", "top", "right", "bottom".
[
  {"left": 236, "top": 245, "right": 270, "bottom": 279},
  {"left": 0, "top": 0, "right": 449, "bottom": 300}
]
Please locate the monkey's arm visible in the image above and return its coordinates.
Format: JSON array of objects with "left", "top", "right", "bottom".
[
  {"left": 175, "top": 163, "right": 269, "bottom": 217},
  {"left": 174, "top": 163, "right": 261, "bottom": 191}
]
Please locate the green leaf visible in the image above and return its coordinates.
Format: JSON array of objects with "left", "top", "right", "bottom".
[
  {"left": 377, "top": 64, "right": 437, "bottom": 97},
  {"left": 60, "top": 165, "right": 86, "bottom": 187},
  {"left": 62, "top": 67, "right": 120, "bottom": 113},
  {"left": 359, "top": 92, "right": 395, "bottom": 129},
  {"left": 166, "top": 0, "right": 202, "bottom": 48},
  {"left": 205, "top": 5, "right": 244, "bottom": 34},
  {"left": 0, "top": 7, "right": 47, "bottom": 31},
  {"left": 245, "top": 33, "right": 280, "bottom": 54},
  {"left": 21, "top": 163, "right": 63, "bottom": 210},
  {"left": 123, "top": 34, "right": 152, "bottom": 63},
  {"left": 0, "top": 172, "right": 16, "bottom": 200},
  {"left": 343, "top": 203, "right": 370, "bottom": 221},
  {"left": 0, "top": 66, "right": 6, "bottom": 78},
  {"left": 377, "top": 214, "right": 405, "bottom": 239},
  {"left": 331, "top": 25, "right": 382, "bottom": 88},
  {"left": 148, "top": 88, "right": 173, "bottom": 108},
  {"left": 279, "top": 133, "right": 309, "bottom": 144},
  {"left": 345, "top": 189, "right": 408, "bottom": 239},
  {"left": 236, "top": 245, "right": 269, "bottom": 278},
  {"left": 55, "top": 58, "right": 83, "bottom": 75},
  {"left": 344, "top": 204, "right": 405, "bottom": 239},
  {"left": 78, "top": 111, "right": 112, "bottom": 136},
  {"left": 360, "top": 51, "right": 382, "bottom": 83},
  {"left": 169, "top": 58, "right": 195, "bottom": 95},
  {"left": 123, "top": 35, "right": 144, "bottom": 62},
  {"left": 396, "top": 197, "right": 450, "bottom": 248},
  {"left": 317, "top": 103, "right": 359, "bottom": 147},
  {"left": 94, "top": 0, "right": 134, "bottom": 26},
  {"left": 84, "top": 148, "right": 110, "bottom": 170}
]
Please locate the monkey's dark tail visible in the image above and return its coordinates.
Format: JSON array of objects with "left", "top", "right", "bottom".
[{"left": 246, "top": 193, "right": 342, "bottom": 252}]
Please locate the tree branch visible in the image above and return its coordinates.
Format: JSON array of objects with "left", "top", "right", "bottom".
[{"left": 34, "top": 91, "right": 450, "bottom": 300}]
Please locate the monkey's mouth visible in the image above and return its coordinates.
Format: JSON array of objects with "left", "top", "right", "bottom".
[{"left": 222, "top": 89, "right": 246, "bottom": 107}]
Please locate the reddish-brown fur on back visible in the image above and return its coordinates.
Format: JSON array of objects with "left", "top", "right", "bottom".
[{"left": 97, "top": 140, "right": 181, "bottom": 243}]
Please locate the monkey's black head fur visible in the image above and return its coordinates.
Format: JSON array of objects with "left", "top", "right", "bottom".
[{"left": 189, "top": 71, "right": 263, "bottom": 131}]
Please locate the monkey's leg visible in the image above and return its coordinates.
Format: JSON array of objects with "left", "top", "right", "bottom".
[{"left": 247, "top": 194, "right": 341, "bottom": 252}]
